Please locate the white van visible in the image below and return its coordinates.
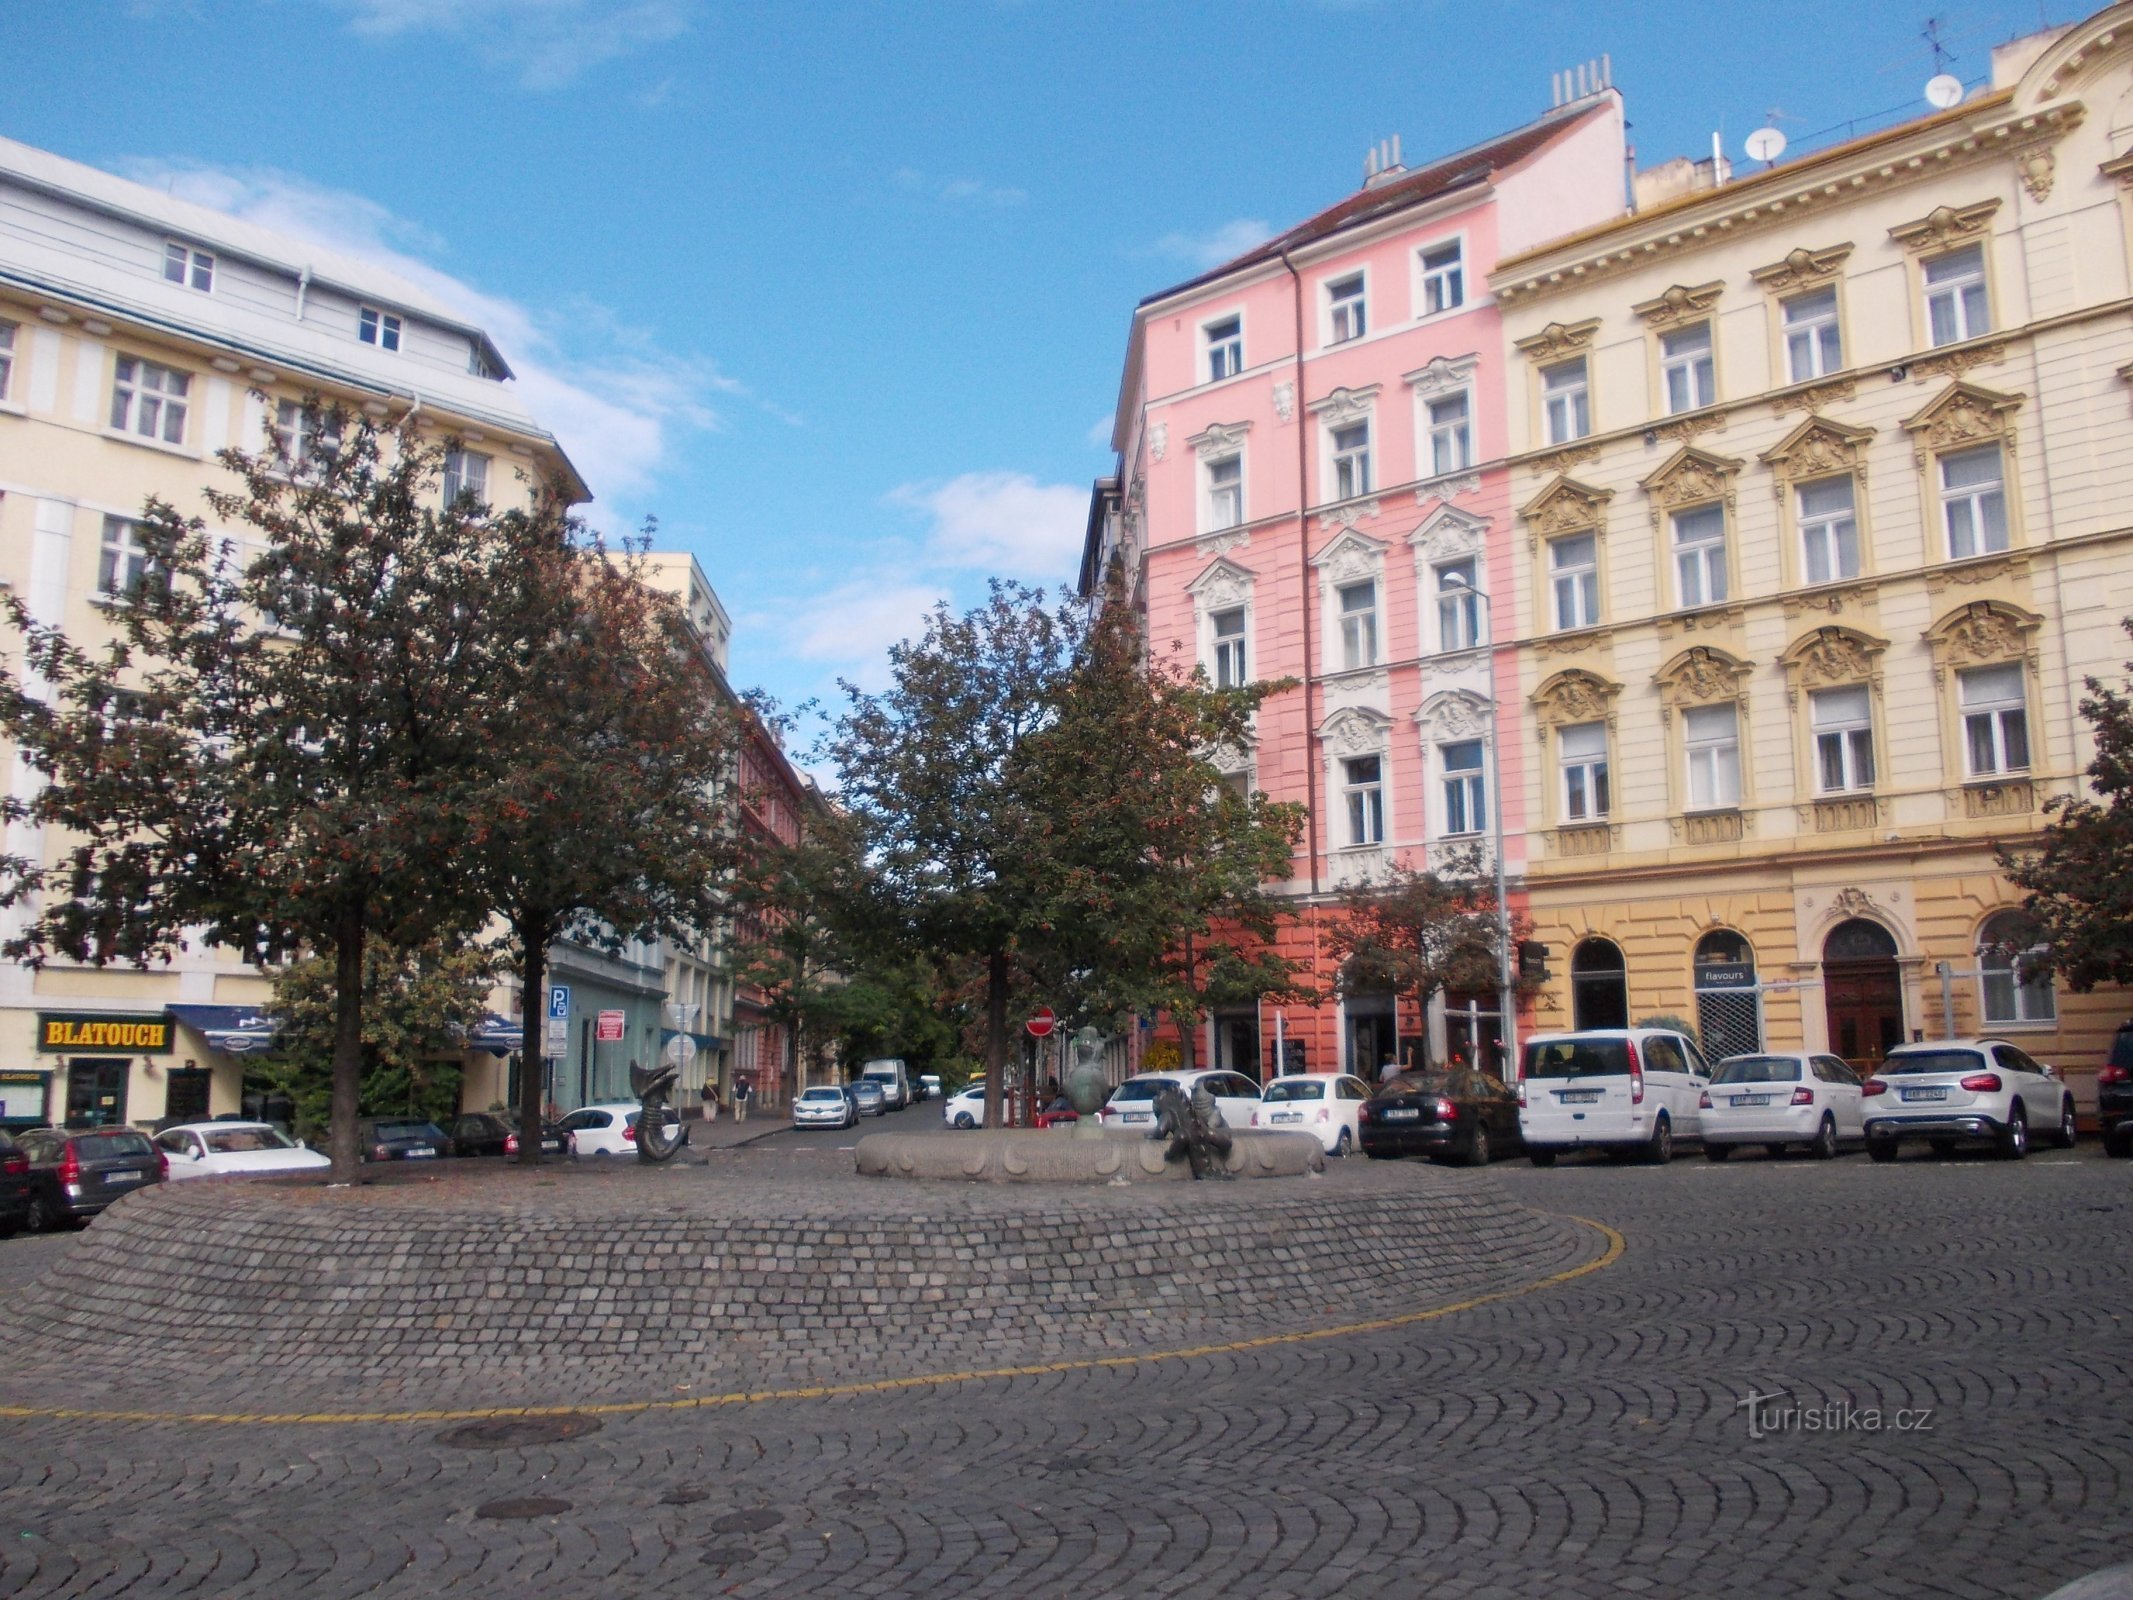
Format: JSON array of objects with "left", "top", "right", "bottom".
[
  {"left": 1516, "top": 1027, "right": 1712, "bottom": 1165},
  {"left": 860, "top": 1058, "right": 910, "bottom": 1111}
]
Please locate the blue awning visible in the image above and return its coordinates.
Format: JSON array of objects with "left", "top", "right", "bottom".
[
  {"left": 167, "top": 1004, "right": 280, "bottom": 1056},
  {"left": 467, "top": 1013, "right": 523, "bottom": 1053}
]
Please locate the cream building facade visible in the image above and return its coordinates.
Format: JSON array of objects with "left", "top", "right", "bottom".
[
  {"left": 0, "top": 134, "right": 583, "bottom": 1130},
  {"left": 1490, "top": 11, "right": 2133, "bottom": 1103}
]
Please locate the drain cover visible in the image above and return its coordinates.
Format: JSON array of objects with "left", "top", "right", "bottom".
[
  {"left": 436, "top": 1414, "right": 603, "bottom": 1449},
  {"left": 661, "top": 1486, "right": 712, "bottom": 1506},
  {"left": 476, "top": 1496, "right": 572, "bottom": 1520},
  {"left": 699, "top": 1546, "right": 757, "bottom": 1567},
  {"left": 711, "top": 1509, "right": 784, "bottom": 1535}
]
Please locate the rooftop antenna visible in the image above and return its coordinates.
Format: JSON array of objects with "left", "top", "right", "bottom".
[
  {"left": 1922, "top": 14, "right": 1955, "bottom": 74},
  {"left": 1919, "top": 16, "right": 1964, "bottom": 111}
]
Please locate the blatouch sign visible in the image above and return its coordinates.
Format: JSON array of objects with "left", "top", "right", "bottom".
[{"left": 37, "top": 1012, "right": 174, "bottom": 1053}]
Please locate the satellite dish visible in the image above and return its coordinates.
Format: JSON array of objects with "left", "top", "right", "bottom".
[
  {"left": 1744, "top": 127, "right": 1788, "bottom": 164},
  {"left": 1925, "top": 73, "right": 1964, "bottom": 109}
]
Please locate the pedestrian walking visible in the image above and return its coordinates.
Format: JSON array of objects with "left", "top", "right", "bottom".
[
  {"left": 734, "top": 1078, "right": 751, "bottom": 1122},
  {"left": 700, "top": 1079, "right": 718, "bottom": 1123}
]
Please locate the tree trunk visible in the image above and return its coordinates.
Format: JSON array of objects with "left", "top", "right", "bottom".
[
  {"left": 1174, "top": 931, "right": 1199, "bottom": 1072},
  {"left": 516, "top": 911, "right": 553, "bottom": 1168},
  {"left": 983, "top": 950, "right": 1007, "bottom": 1130},
  {"left": 327, "top": 898, "right": 366, "bottom": 1184}
]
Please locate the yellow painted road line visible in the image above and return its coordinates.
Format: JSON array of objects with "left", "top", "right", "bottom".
[{"left": 0, "top": 1216, "right": 1625, "bottom": 1429}]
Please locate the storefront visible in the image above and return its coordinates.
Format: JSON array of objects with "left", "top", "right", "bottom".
[
  {"left": 0, "top": 1067, "right": 53, "bottom": 1130},
  {"left": 37, "top": 1011, "right": 176, "bottom": 1129}
]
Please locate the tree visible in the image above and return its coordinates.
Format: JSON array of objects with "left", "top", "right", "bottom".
[
  {"left": 1999, "top": 618, "right": 2133, "bottom": 989},
  {"left": 0, "top": 410, "right": 523, "bottom": 1181},
  {"left": 729, "top": 821, "right": 860, "bottom": 1092}
]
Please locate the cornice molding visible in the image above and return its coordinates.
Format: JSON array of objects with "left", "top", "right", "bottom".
[
  {"left": 1888, "top": 198, "right": 2002, "bottom": 255},
  {"left": 1631, "top": 280, "right": 1724, "bottom": 328},
  {"left": 1747, "top": 243, "right": 1855, "bottom": 294}
]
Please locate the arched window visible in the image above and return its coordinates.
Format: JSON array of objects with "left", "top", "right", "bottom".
[
  {"left": 1824, "top": 918, "right": 1897, "bottom": 961},
  {"left": 1693, "top": 930, "right": 1761, "bottom": 1060},
  {"left": 1571, "top": 938, "right": 1628, "bottom": 1030},
  {"left": 1977, "top": 910, "right": 2054, "bottom": 1024}
]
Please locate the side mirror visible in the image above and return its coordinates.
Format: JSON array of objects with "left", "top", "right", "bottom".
[{"left": 2042, "top": 1064, "right": 2059, "bottom": 1079}]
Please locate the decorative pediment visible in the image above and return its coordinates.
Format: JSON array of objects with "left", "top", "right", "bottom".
[
  {"left": 1518, "top": 475, "right": 1613, "bottom": 539},
  {"left": 1901, "top": 382, "right": 2024, "bottom": 455},
  {"left": 1654, "top": 644, "right": 1752, "bottom": 708},
  {"left": 1414, "top": 690, "right": 1491, "bottom": 742},
  {"left": 1513, "top": 319, "right": 1601, "bottom": 362},
  {"left": 1406, "top": 502, "right": 1488, "bottom": 560},
  {"left": 1404, "top": 353, "right": 1480, "bottom": 397},
  {"left": 1186, "top": 420, "right": 1251, "bottom": 459},
  {"left": 1631, "top": 280, "right": 1724, "bottom": 329},
  {"left": 1318, "top": 704, "right": 1392, "bottom": 762},
  {"left": 1307, "top": 384, "right": 1380, "bottom": 429},
  {"left": 1888, "top": 200, "right": 2001, "bottom": 255},
  {"left": 1309, "top": 526, "right": 1388, "bottom": 585},
  {"left": 1639, "top": 446, "right": 1743, "bottom": 511},
  {"left": 1530, "top": 669, "right": 1620, "bottom": 729},
  {"left": 1778, "top": 625, "right": 1889, "bottom": 703},
  {"left": 1924, "top": 599, "right": 2043, "bottom": 677},
  {"left": 1760, "top": 414, "right": 1876, "bottom": 489},
  {"left": 1185, "top": 556, "right": 1255, "bottom": 610},
  {"left": 1748, "top": 243, "right": 1855, "bottom": 294}
]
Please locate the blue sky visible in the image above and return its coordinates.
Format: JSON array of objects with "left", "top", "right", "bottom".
[{"left": 4, "top": 0, "right": 2054, "bottom": 727}]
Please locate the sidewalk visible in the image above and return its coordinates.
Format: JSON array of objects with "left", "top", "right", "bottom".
[{"left": 681, "top": 1111, "right": 787, "bottom": 1152}]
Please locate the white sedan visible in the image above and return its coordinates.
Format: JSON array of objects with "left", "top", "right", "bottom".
[
  {"left": 1250, "top": 1073, "right": 1372, "bottom": 1157},
  {"left": 1701, "top": 1052, "right": 1866, "bottom": 1160},
  {"left": 556, "top": 1101, "right": 680, "bottom": 1156},
  {"left": 1097, "top": 1070, "right": 1264, "bottom": 1135},
  {"left": 153, "top": 1121, "right": 331, "bottom": 1180},
  {"left": 942, "top": 1083, "right": 988, "bottom": 1129},
  {"left": 793, "top": 1085, "right": 857, "bottom": 1128}
]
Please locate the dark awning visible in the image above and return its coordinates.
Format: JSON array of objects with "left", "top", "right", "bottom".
[
  {"left": 166, "top": 1004, "right": 280, "bottom": 1056},
  {"left": 467, "top": 1014, "right": 523, "bottom": 1054}
]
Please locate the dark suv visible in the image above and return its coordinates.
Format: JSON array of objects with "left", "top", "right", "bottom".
[
  {"left": 17, "top": 1126, "right": 163, "bottom": 1229},
  {"left": 0, "top": 1129, "right": 31, "bottom": 1235},
  {"left": 448, "top": 1112, "right": 572, "bottom": 1160},
  {"left": 2100, "top": 1022, "right": 2133, "bottom": 1158},
  {"left": 355, "top": 1117, "right": 451, "bottom": 1162}
]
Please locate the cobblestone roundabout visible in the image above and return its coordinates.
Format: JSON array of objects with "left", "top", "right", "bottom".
[{"left": 1, "top": 1148, "right": 2128, "bottom": 1598}]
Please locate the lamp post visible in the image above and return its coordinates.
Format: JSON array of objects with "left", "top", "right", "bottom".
[{"left": 1443, "top": 572, "right": 1518, "bottom": 1076}]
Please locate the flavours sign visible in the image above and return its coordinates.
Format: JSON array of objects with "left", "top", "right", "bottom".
[{"left": 38, "top": 1012, "right": 173, "bottom": 1053}]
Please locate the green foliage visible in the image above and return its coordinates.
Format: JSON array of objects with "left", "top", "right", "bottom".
[{"left": 1327, "top": 846, "right": 1532, "bottom": 1033}]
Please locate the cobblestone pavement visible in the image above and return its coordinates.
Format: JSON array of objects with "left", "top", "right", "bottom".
[{"left": 1, "top": 1147, "right": 2128, "bottom": 1599}]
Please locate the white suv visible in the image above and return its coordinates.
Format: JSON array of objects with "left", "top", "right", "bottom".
[
  {"left": 1517, "top": 1027, "right": 1712, "bottom": 1165},
  {"left": 1863, "top": 1038, "right": 2078, "bottom": 1161}
]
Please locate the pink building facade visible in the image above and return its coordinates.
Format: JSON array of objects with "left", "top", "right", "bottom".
[{"left": 1086, "top": 93, "right": 1628, "bottom": 1079}]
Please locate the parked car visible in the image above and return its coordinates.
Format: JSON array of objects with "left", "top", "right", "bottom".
[
  {"left": 16, "top": 1125, "right": 163, "bottom": 1229},
  {"left": 0, "top": 1129, "right": 32, "bottom": 1235},
  {"left": 556, "top": 1102, "right": 680, "bottom": 1157},
  {"left": 844, "top": 1079, "right": 887, "bottom": 1118},
  {"left": 355, "top": 1117, "right": 452, "bottom": 1162},
  {"left": 918, "top": 1073, "right": 943, "bottom": 1103},
  {"left": 793, "top": 1085, "right": 857, "bottom": 1128},
  {"left": 1516, "top": 1027, "right": 1713, "bottom": 1165},
  {"left": 1359, "top": 1069, "right": 1520, "bottom": 1166},
  {"left": 1097, "top": 1071, "right": 1263, "bottom": 1135},
  {"left": 1251, "top": 1073, "right": 1372, "bottom": 1156},
  {"left": 1701, "top": 1052, "right": 1865, "bottom": 1160},
  {"left": 153, "top": 1121, "right": 333, "bottom": 1180},
  {"left": 2099, "top": 1021, "right": 2133, "bottom": 1158},
  {"left": 859, "top": 1058, "right": 910, "bottom": 1110},
  {"left": 1862, "top": 1037, "right": 2078, "bottom": 1161},
  {"left": 943, "top": 1082, "right": 988, "bottom": 1129},
  {"left": 446, "top": 1112, "right": 573, "bottom": 1160}
]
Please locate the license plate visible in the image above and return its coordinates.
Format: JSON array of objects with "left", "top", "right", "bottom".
[
  {"left": 406, "top": 1148, "right": 437, "bottom": 1158},
  {"left": 1122, "top": 1112, "right": 1149, "bottom": 1122},
  {"left": 1272, "top": 1112, "right": 1301, "bottom": 1123},
  {"left": 1734, "top": 1094, "right": 1771, "bottom": 1107},
  {"left": 104, "top": 1170, "right": 144, "bottom": 1185},
  {"left": 1903, "top": 1087, "right": 1948, "bottom": 1103},
  {"left": 1383, "top": 1108, "right": 1420, "bottom": 1121},
  {"left": 1559, "top": 1090, "right": 1601, "bottom": 1104}
]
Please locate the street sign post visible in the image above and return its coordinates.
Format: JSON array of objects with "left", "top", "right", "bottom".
[
  {"left": 1025, "top": 1007, "right": 1056, "bottom": 1039},
  {"left": 548, "top": 986, "right": 571, "bottom": 1020},
  {"left": 595, "top": 1010, "right": 625, "bottom": 1043},
  {"left": 544, "top": 1018, "right": 569, "bottom": 1056}
]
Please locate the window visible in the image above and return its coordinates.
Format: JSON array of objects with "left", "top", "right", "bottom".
[
  {"left": 1342, "top": 755, "right": 1384, "bottom": 845},
  {"left": 109, "top": 355, "right": 189, "bottom": 444},
  {"left": 1434, "top": 558, "right": 1481, "bottom": 652},
  {"left": 1426, "top": 392, "right": 1471, "bottom": 476},
  {"left": 358, "top": 306, "right": 403, "bottom": 351},
  {"left": 1978, "top": 910, "right": 2055, "bottom": 1024},
  {"left": 1206, "top": 455, "right": 1243, "bottom": 531},
  {"left": 1419, "top": 241, "right": 1463, "bottom": 315},
  {"left": 1337, "top": 580, "right": 1378, "bottom": 669},
  {"left": 1784, "top": 289, "right": 1842, "bottom": 381},
  {"left": 1924, "top": 246, "right": 1989, "bottom": 346},
  {"left": 1798, "top": 477, "right": 1860, "bottom": 584},
  {"left": 1811, "top": 686, "right": 1875, "bottom": 792},
  {"left": 0, "top": 319, "right": 15, "bottom": 400},
  {"left": 97, "top": 515, "right": 157, "bottom": 601},
  {"left": 1558, "top": 722, "right": 1610, "bottom": 821},
  {"left": 1940, "top": 444, "right": 2008, "bottom": 559},
  {"left": 1660, "top": 323, "right": 1715, "bottom": 413},
  {"left": 162, "top": 242, "right": 214, "bottom": 292},
  {"left": 273, "top": 399, "right": 343, "bottom": 471},
  {"left": 1550, "top": 534, "right": 1599, "bottom": 630},
  {"left": 1542, "top": 357, "right": 1590, "bottom": 443},
  {"left": 1441, "top": 740, "right": 1486, "bottom": 835},
  {"left": 1959, "top": 663, "right": 2029, "bottom": 776},
  {"left": 1210, "top": 607, "right": 1246, "bottom": 688},
  {"left": 1218, "top": 768, "right": 1252, "bottom": 804},
  {"left": 1206, "top": 315, "right": 1242, "bottom": 382},
  {"left": 443, "top": 448, "right": 490, "bottom": 507},
  {"left": 1331, "top": 422, "right": 1371, "bottom": 500},
  {"left": 1327, "top": 274, "right": 1366, "bottom": 343},
  {"left": 1684, "top": 703, "right": 1741, "bottom": 809},
  {"left": 1672, "top": 505, "right": 1728, "bottom": 609}
]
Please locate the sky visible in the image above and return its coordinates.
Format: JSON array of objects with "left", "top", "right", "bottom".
[{"left": 1, "top": 0, "right": 2059, "bottom": 736}]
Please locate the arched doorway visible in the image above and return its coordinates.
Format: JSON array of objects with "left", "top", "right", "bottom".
[
  {"left": 1571, "top": 938, "right": 1629, "bottom": 1030},
  {"left": 1822, "top": 918, "right": 1902, "bottom": 1070},
  {"left": 1693, "top": 929, "right": 1762, "bottom": 1061}
]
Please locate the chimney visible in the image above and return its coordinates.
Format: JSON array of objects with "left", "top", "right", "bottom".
[
  {"left": 1363, "top": 134, "right": 1406, "bottom": 189},
  {"left": 1552, "top": 53, "right": 1613, "bottom": 108}
]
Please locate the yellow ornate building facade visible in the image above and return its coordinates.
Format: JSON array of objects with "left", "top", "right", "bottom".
[{"left": 1491, "top": 9, "right": 2133, "bottom": 1106}]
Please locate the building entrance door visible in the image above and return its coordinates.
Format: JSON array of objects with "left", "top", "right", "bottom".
[
  {"left": 1345, "top": 993, "right": 1396, "bottom": 1079},
  {"left": 64, "top": 1058, "right": 129, "bottom": 1127},
  {"left": 1822, "top": 918, "right": 1903, "bottom": 1071},
  {"left": 164, "top": 1066, "right": 212, "bottom": 1123}
]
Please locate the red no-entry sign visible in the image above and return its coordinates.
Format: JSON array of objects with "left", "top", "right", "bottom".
[{"left": 1025, "top": 1007, "right": 1056, "bottom": 1038}]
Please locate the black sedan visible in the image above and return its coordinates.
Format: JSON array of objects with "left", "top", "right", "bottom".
[
  {"left": 1358, "top": 1069, "right": 1520, "bottom": 1167},
  {"left": 2101, "top": 1020, "right": 2133, "bottom": 1158},
  {"left": 448, "top": 1112, "right": 573, "bottom": 1160},
  {"left": 16, "top": 1125, "right": 163, "bottom": 1228},
  {"left": 355, "top": 1117, "right": 452, "bottom": 1162}
]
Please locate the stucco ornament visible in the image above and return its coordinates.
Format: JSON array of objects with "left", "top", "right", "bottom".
[
  {"left": 1514, "top": 319, "right": 1601, "bottom": 361},
  {"left": 1148, "top": 423, "right": 1167, "bottom": 463},
  {"left": 1631, "top": 280, "right": 1724, "bottom": 329},
  {"left": 1749, "top": 243, "right": 1855, "bottom": 294},
  {"left": 2015, "top": 142, "right": 2057, "bottom": 201},
  {"left": 1408, "top": 503, "right": 1487, "bottom": 561},
  {"left": 1319, "top": 705, "right": 1390, "bottom": 760},
  {"left": 1404, "top": 353, "right": 1481, "bottom": 397},
  {"left": 1187, "top": 420, "right": 1251, "bottom": 459},
  {"left": 1641, "top": 446, "right": 1741, "bottom": 511},
  {"left": 1761, "top": 415, "right": 1874, "bottom": 490},
  {"left": 1310, "top": 385, "right": 1379, "bottom": 429},
  {"left": 1947, "top": 610, "right": 2025, "bottom": 664},
  {"left": 1888, "top": 200, "right": 2001, "bottom": 255},
  {"left": 1532, "top": 669, "right": 1618, "bottom": 728},
  {"left": 1312, "top": 528, "right": 1385, "bottom": 586},
  {"left": 1188, "top": 557, "right": 1253, "bottom": 612},
  {"left": 1658, "top": 645, "right": 1750, "bottom": 707},
  {"left": 1520, "top": 477, "right": 1611, "bottom": 539},
  {"left": 1417, "top": 691, "right": 1489, "bottom": 741},
  {"left": 1794, "top": 627, "right": 1880, "bottom": 687},
  {"left": 1272, "top": 381, "right": 1295, "bottom": 422}
]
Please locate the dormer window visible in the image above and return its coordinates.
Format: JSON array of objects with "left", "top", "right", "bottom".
[
  {"left": 163, "top": 243, "right": 214, "bottom": 292},
  {"left": 359, "top": 307, "right": 403, "bottom": 351}
]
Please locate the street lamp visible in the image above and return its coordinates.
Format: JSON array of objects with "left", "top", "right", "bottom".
[{"left": 1442, "top": 571, "right": 1518, "bottom": 1077}]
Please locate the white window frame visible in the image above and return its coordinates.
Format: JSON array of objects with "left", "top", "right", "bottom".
[
  {"left": 1433, "top": 557, "right": 1482, "bottom": 653},
  {"left": 1541, "top": 357, "right": 1590, "bottom": 444},
  {"left": 443, "top": 447, "right": 491, "bottom": 507},
  {"left": 273, "top": 399, "right": 343, "bottom": 473},
  {"left": 1939, "top": 444, "right": 2008, "bottom": 560},
  {"left": 96, "top": 515, "right": 157, "bottom": 603},
  {"left": 1924, "top": 246, "right": 1989, "bottom": 346},
  {"left": 1426, "top": 390, "right": 1472, "bottom": 477},
  {"left": 1783, "top": 288, "right": 1842, "bottom": 382},
  {"left": 1684, "top": 703, "right": 1741, "bottom": 811},
  {"left": 109, "top": 354, "right": 190, "bottom": 445},
  {"left": 1440, "top": 739, "right": 1487, "bottom": 837},
  {"left": 1958, "top": 664, "right": 2029, "bottom": 777},
  {"left": 1325, "top": 271, "right": 1367, "bottom": 345},
  {"left": 1203, "top": 312, "right": 1244, "bottom": 383},
  {"left": 1417, "top": 238, "right": 1464, "bottom": 317},
  {"left": 1977, "top": 912, "right": 2056, "bottom": 1024},
  {"left": 1797, "top": 476, "right": 1860, "bottom": 585},
  {"left": 1336, "top": 579, "right": 1379, "bottom": 671},
  {"left": 1660, "top": 322, "right": 1716, "bottom": 414},
  {"left": 1549, "top": 533, "right": 1599, "bottom": 631},
  {"left": 1209, "top": 606, "right": 1247, "bottom": 689},
  {"left": 0, "top": 318, "right": 15, "bottom": 402},
  {"left": 1558, "top": 721, "right": 1610, "bottom": 822},
  {"left": 1342, "top": 754, "right": 1386, "bottom": 846},
  {"left": 1203, "top": 451, "right": 1244, "bottom": 533},
  {"left": 1810, "top": 685, "right": 1875, "bottom": 794},
  {"left": 358, "top": 306, "right": 404, "bottom": 352},
  {"left": 163, "top": 242, "right": 214, "bottom": 293},
  {"left": 1330, "top": 420, "right": 1372, "bottom": 501},
  {"left": 1671, "top": 503, "right": 1728, "bottom": 610}
]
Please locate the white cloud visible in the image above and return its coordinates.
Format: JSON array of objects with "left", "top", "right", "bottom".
[
  {"left": 1148, "top": 217, "right": 1274, "bottom": 269},
  {"left": 890, "top": 471, "right": 1087, "bottom": 576},
  {"left": 759, "top": 579, "right": 950, "bottom": 693},
  {"left": 322, "top": 0, "right": 694, "bottom": 89},
  {"left": 892, "top": 167, "right": 1029, "bottom": 208}
]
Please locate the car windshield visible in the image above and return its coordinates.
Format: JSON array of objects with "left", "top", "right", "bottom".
[
  {"left": 1112, "top": 1078, "right": 1177, "bottom": 1102},
  {"left": 1522, "top": 1040, "right": 1633, "bottom": 1079},
  {"left": 373, "top": 1121, "right": 435, "bottom": 1140},
  {"left": 75, "top": 1131, "right": 154, "bottom": 1160},
  {"left": 1263, "top": 1080, "right": 1326, "bottom": 1102},
  {"left": 1880, "top": 1050, "right": 1986, "bottom": 1077},
  {"left": 203, "top": 1127, "right": 295, "bottom": 1153},
  {"left": 1713, "top": 1056, "right": 1803, "bottom": 1085},
  {"left": 800, "top": 1089, "right": 843, "bottom": 1102}
]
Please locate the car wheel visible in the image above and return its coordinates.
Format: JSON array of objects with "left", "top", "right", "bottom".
[
  {"left": 24, "top": 1196, "right": 62, "bottom": 1233},
  {"left": 1867, "top": 1137, "right": 1900, "bottom": 1163},
  {"left": 1332, "top": 1127, "right": 1353, "bottom": 1159},
  {"left": 2051, "top": 1099, "right": 2077, "bottom": 1150},
  {"left": 1705, "top": 1142, "right": 1732, "bottom": 1162},
  {"left": 1462, "top": 1122, "right": 1492, "bottom": 1169},
  {"left": 954, "top": 1113, "right": 975, "bottom": 1130},
  {"left": 1644, "top": 1115, "right": 1673, "bottom": 1165},
  {"left": 1807, "top": 1115, "right": 1838, "bottom": 1161},
  {"left": 1528, "top": 1148, "right": 1557, "bottom": 1168},
  {"left": 2105, "top": 1125, "right": 2133, "bottom": 1159},
  {"left": 1998, "top": 1105, "right": 2029, "bottom": 1161}
]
